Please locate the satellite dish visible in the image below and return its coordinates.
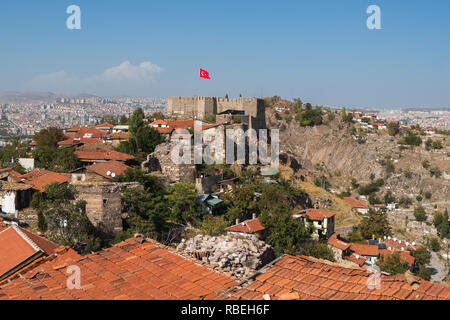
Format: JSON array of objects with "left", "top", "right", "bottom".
[
  {"left": 388, "top": 236, "right": 391, "bottom": 240},
  {"left": 106, "top": 171, "right": 111, "bottom": 176},
  {"left": 401, "top": 247, "right": 404, "bottom": 251},
  {"left": 111, "top": 172, "right": 116, "bottom": 178},
  {"left": 412, "top": 241, "right": 416, "bottom": 246}
]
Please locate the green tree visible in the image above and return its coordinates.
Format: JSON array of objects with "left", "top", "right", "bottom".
[
  {"left": 432, "top": 140, "right": 443, "bottom": 149},
  {"left": 433, "top": 210, "right": 449, "bottom": 239},
  {"left": 358, "top": 209, "right": 391, "bottom": 239},
  {"left": 377, "top": 252, "right": 409, "bottom": 275},
  {"left": 384, "top": 190, "right": 396, "bottom": 204},
  {"left": 299, "top": 241, "right": 335, "bottom": 262},
  {"left": 119, "top": 114, "right": 129, "bottom": 124},
  {"left": 414, "top": 206, "right": 427, "bottom": 222},
  {"left": 49, "top": 147, "right": 81, "bottom": 172},
  {"left": 199, "top": 216, "right": 228, "bottom": 236},
  {"left": 0, "top": 138, "right": 28, "bottom": 164},
  {"left": 33, "top": 146, "right": 57, "bottom": 169},
  {"left": 165, "top": 183, "right": 200, "bottom": 225},
  {"left": 260, "top": 203, "right": 310, "bottom": 256},
  {"left": 33, "top": 127, "right": 66, "bottom": 148},
  {"left": 35, "top": 183, "right": 101, "bottom": 254}
]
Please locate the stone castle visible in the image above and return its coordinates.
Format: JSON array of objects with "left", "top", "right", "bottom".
[{"left": 167, "top": 96, "right": 266, "bottom": 130}]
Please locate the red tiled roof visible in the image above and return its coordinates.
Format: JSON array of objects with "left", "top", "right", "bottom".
[
  {"left": 29, "top": 141, "right": 38, "bottom": 146},
  {"left": 151, "top": 120, "right": 168, "bottom": 126},
  {"left": 107, "top": 132, "right": 129, "bottom": 140},
  {"left": 383, "top": 239, "right": 421, "bottom": 252},
  {"left": 327, "top": 234, "right": 350, "bottom": 251},
  {"left": 86, "top": 161, "right": 130, "bottom": 179},
  {"left": 76, "top": 126, "right": 107, "bottom": 139},
  {"left": 167, "top": 120, "right": 195, "bottom": 129},
  {"left": 0, "top": 237, "right": 237, "bottom": 300},
  {"left": 155, "top": 127, "right": 174, "bottom": 134},
  {"left": 96, "top": 123, "right": 115, "bottom": 129},
  {"left": 19, "top": 169, "right": 50, "bottom": 180},
  {"left": 22, "top": 170, "right": 71, "bottom": 192},
  {"left": 0, "top": 225, "right": 58, "bottom": 280},
  {"left": 221, "top": 255, "right": 450, "bottom": 300},
  {"left": 344, "top": 253, "right": 367, "bottom": 267},
  {"left": 350, "top": 243, "right": 379, "bottom": 257},
  {"left": 344, "top": 197, "right": 369, "bottom": 209},
  {"left": 74, "top": 150, "right": 135, "bottom": 162},
  {"left": 298, "top": 209, "right": 335, "bottom": 221},
  {"left": 225, "top": 218, "right": 266, "bottom": 234},
  {"left": 58, "top": 138, "right": 104, "bottom": 146}
]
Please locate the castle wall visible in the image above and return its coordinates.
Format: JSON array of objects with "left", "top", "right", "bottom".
[{"left": 167, "top": 96, "right": 265, "bottom": 130}]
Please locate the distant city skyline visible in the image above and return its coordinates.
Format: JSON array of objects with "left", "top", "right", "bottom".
[{"left": 1, "top": 1, "right": 449, "bottom": 109}]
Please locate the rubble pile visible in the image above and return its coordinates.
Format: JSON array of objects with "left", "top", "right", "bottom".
[{"left": 177, "top": 234, "right": 276, "bottom": 278}]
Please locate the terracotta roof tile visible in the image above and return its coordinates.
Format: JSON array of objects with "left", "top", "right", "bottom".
[
  {"left": 297, "top": 209, "right": 335, "bottom": 221},
  {"left": 225, "top": 218, "right": 266, "bottom": 233},
  {"left": 0, "top": 225, "right": 58, "bottom": 281},
  {"left": 86, "top": 160, "right": 130, "bottom": 179},
  {"left": 0, "top": 237, "right": 236, "bottom": 300},
  {"left": 350, "top": 243, "right": 379, "bottom": 257},
  {"left": 222, "top": 255, "right": 449, "bottom": 300},
  {"left": 22, "top": 170, "right": 71, "bottom": 192},
  {"left": 343, "top": 197, "right": 369, "bottom": 209},
  {"left": 74, "top": 150, "right": 134, "bottom": 162}
]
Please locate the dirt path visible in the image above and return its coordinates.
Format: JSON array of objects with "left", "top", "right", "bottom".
[{"left": 429, "top": 252, "right": 448, "bottom": 282}]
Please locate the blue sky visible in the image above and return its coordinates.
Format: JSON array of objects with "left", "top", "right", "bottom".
[{"left": 0, "top": 0, "right": 449, "bottom": 108}]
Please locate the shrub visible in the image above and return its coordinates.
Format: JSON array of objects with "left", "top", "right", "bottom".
[{"left": 414, "top": 206, "right": 427, "bottom": 222}]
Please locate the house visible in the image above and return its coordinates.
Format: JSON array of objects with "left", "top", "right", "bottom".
[
  {"left": 0, "top": 181, "right": 32, "bottom": 216},
  {"left": 0, "top": 236, "right": 237, "bottom": 299},
  {"left": 221, "top": 254, "right": 450, "bottom": 300},
  {"left": 95, "top": 122, "right": 115, "bottom": 132},
  {"left": 112, "top": 125, "right": 129, "bottom": 133},
  {"left": 71, "top": 160, "right": 130, "bottom": 183},
  {"left": 150, "top": 119, "right": 169, "bottom": 128},
  {"left": 425, "top": 127, "right": 436, "bottom": 135},
  {"left": 74, "top": 150, "right": 135, "bottom": 165},
  {"left": 57, "top": 137, "right": 105, "bottom": 148},
  {"left": 373, "top": 204, "right": 387, "bottom": 212},
  {"left": 105, "top": 132, "right": 129, "bottom": 147},
  {"left": 349, "top": 243, "right": 379, "bottom": 266},
  {"left": 0, "top": 223, "right": 58, "bottom": 281},
  {"left": 327, "top": 233, "right": 351, "bottom": 262},
  {"left": 196, "top": 194, "right": 224, "bottom": 215},
  {"left": 344, "top": 197, "right": 370, "bottom": 214},
  {"left": 225, "top": 216, "right": 267, "bottom": 240},
  {"left": 293, "top": 208, "right": 335, "bottom": 239},
  {"left": 19, "top": 169, "right": 71, "bottom": 193}
]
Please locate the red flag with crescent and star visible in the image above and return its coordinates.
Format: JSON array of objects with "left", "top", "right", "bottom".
[{"left": 200, "top": 68, "right": 211, "bottom": 79}]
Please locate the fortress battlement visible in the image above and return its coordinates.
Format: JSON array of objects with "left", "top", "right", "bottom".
[{"left": 167, "top": 96, "right": 266, "bottom": 130}]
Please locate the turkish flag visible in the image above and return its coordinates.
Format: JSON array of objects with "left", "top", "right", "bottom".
[{"left": 200, "top": 68, "right": 211, "bottom": 79}]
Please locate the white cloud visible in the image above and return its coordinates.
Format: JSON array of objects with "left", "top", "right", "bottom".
[{"left": 25, "top": 60, "right": 163, "bottom": 95}]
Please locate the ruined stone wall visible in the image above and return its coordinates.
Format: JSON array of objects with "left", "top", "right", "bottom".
[
  {"left": 142, "top": 142, "right": 197, "bottom": 185},
  {"left": 75, "top": 182, "right": 142, "bottom": 237},
  {"left": 177, "top": 234, "right": 276, "bottom": 279}
]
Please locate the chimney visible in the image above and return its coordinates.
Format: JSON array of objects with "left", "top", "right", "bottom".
[
  {"left": 252, "top": 213, "right": 256, "bottom": 220},
  {"left": 236, "top": 218, "right": 239, "bottom": 225}
]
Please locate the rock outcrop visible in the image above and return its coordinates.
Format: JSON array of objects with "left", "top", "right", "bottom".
[{"left": 177, "top": 234, "right": 276, "bottom": 278}]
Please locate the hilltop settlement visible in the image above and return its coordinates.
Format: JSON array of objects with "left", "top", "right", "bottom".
[{"left": 0, "top": 95, "right": 448, "bottom": 300}]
